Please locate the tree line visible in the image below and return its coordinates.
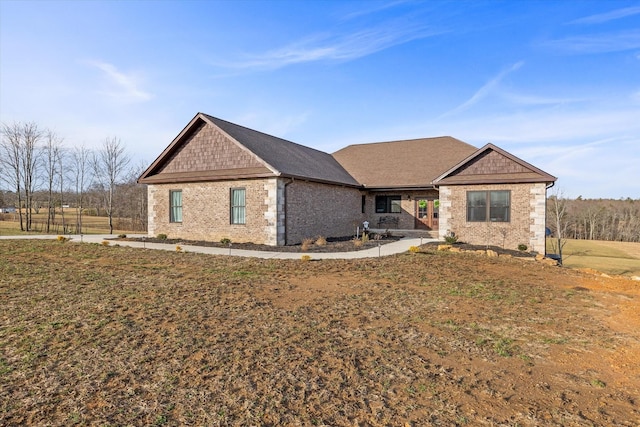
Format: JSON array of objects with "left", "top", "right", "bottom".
[
  {"left": 0, "top": 121, "right": 147, "bottom": 234},
  {"left": 545, "top": 193, "right": 639, "bottom": 265}
]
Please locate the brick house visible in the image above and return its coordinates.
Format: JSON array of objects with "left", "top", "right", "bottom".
[{"left": 138, "top": 113, "right": 556, "bottom": 252}]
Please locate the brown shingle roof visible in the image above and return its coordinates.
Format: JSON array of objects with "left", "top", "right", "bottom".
[
  {"left": 139, "top": 113, "right": 360, "bottom": 187},
  {"left": 202, "top": 114, "right": 359, "bottom": 186},
  {"left": 332, "top": 137, "right": 478, "bottom": 188},
  {"left": 139, "top": 114, "right": 556, "bottom": 189}
]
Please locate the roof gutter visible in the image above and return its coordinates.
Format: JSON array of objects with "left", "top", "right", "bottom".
[{"left": 364, "top": 185, "right": 437, "bottom": 192}]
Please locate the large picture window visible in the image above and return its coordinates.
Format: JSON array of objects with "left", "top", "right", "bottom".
[
  {"left": 230, "top": 188, "right": 246, "bottom": 225},
  {"left": 467, "top": 190, "right": 510, "bottom": 222},
  {"left": 375, "top": 195, "right": 401, "bottom": 213},
  {"left": 169, "top": 190, "right": 182, "bottom": 223}
]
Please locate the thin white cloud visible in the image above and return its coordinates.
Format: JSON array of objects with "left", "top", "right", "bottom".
[
  {"left": 439, "top": 61, "right": 524, "bottom": 118},
  {"left": 540, "top": 30, "right": 640, "bottom": 54},
  {"left": 531, "top": 137, "right": 640, "bottom": 198},
  {"left": 340, "top": 0, "right": 414, "bottom": 20},
  {"left": 568, "top": 6, "right": 640, "bottom": 25},
  {"left": 500, "top": 92, "right": 588, "bottom": 106},
  {"left": 218, "top": 21, "right": 446, "bottom": 70},
  {"left": 86, "top": 60, "right": 152, "bottom": 102},
  {"left": 456, "top": 107, "right": 640, "bottom": 145}
]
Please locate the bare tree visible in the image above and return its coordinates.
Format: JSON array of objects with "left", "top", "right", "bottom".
[
  {"left": 118, "top": 161, "right": 148, "bottom": 231},
  {"left": 21, "top": 123, "right": 42, "bottom": 231},
  {"left": 0, "top": 122, "right": 43, "bottom": 231},
  {"left": 547, "top": 189, "right": 570, "bottom": 265},
  {"left": 0, "top": 123, "right": 24, "bottom": 230},
  {"left": 71, "top": 145, "right": 92, "bottom": 234},
  {"left": 43, "top": 131, "right": 64, "bottom": 233},
  {"left": 93, "top": 137, "right": 130, "bottom": 234},
  {"left": 57, "top": 147, "right": 68, "bottom": 232}
]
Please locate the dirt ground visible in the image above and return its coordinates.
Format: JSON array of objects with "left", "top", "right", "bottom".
[{"left": 0, "top": 240, "right": 638, "bottom": 426}]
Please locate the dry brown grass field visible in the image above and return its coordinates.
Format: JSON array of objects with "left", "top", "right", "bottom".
[
  {"left": 1, "top": 240, "right": 639, "bottom": 426},
  {"left": 0, "top": 210, "right": 141, "bottom": 235},
  {"left": 557, "top": 239, "right": 640, "bottom": 277}
]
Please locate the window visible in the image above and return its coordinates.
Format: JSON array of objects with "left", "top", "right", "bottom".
[
  {"left": 375, "top": 195, "right": 401, "bottom": 213},
  {"left": 169, "top": 190, "right": 182, "bottom": 223},
  {"left": 490, "top": 191, "right": 510, "bottom": 222},
  {"left": 466, "top": 190, "right": 510, "bottom": 222},
  {"left": 230, "top": 188, "right": 246, "bottom": 224},
  {"left": 467, "top": 191, "right": 487, "bottom": 222},
  {"left": 361, "top": 195, "right": 366, "bottom": 213}
]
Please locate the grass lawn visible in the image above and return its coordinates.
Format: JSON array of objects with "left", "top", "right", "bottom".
[
  {"left": 1, "top": 239, "right": 638, "bottom": 426},
  {"left": 554, "top": 239, "right": 640, "bottom": 277}
]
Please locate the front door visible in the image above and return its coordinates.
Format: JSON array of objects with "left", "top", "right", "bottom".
[{"left": 415, "top": 198, "right": 439, "bottom": 230}]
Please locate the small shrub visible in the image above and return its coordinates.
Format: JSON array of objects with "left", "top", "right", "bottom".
[
  {"left": 56, "top": 235, "right": 69, "bottom": 243},
  {"left": 101, "top": 240, "right": 110, "bottom": 246},
  {"left": 301, "top": 255, "right": 312, "bottom": 262},
  {"left": 220, "top": 237, "right": 231, "bottom": 245},
  {"left": 409, "top": 246, "right": 420, "bottom": 253},
  {"left": 353, "top": 238, "right": 363, "bottom": 248},
  {"left": 315, "top": 236, "right": 327, "bottom": 246},
  {"left": 176, "top": 245, "right": 182, "bottom": 252},
  {"left": 301, "top": 238, "right": 314, "bottom": 251},
  {"left": 157, "top": 233, "right": 168, "bottom": 240},
  {"left": 118, "top": 234, "right": 127, "bottom": 239},
  {"left": 361, "top": 233, "right": 369, "bottom": 243},
  {"left": 444, "top": 231, "right": 458, "bottom": 244},
  {"left": 518, "top": 243, "right": 528, "bottom": 251}
]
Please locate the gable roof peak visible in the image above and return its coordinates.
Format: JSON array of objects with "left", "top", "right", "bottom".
[
  {"left": 139, "top": 112, "right": 360, "bottom": 187},
  {"left": 433, "top": 142, "right": 557, "bottom": 185}
]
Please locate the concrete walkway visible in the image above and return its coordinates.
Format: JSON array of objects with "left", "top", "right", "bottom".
[{"left": 0, "top": 234, "right": 438, "bottom": 259}]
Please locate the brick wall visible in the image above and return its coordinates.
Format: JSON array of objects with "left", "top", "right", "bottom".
[
  {"left": 285, "top": 180, "right": 363, "bottom": 244},
  {"left": 148, "top": 178, "right": 363, "bottom": 246},
  {"left": 147, "top": 178, "right": 276, "bottom": 244},
  {"left": 438, "top": 183, "right": 547, "bottom": 253}
]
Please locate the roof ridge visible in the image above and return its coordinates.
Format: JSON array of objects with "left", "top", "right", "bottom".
[
  {"left": 334, "top": 136, "right": 470, "bottom": 151},
  {"left": 201, "top": 113, "right": 332, "bottom": 156}
]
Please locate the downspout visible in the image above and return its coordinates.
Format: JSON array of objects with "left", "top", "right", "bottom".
[
  {"left": 544, "top": 181, "right": 555, "bottom": 256},
  {"left": 283, "top": 178, "right": 294, "bottom": 245}
]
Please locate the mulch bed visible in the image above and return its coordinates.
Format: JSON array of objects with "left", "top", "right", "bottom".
[{"left": 116, "top": 234, "right": 403, "bottom": 253}]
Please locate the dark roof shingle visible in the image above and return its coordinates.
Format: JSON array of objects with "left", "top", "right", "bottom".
[
  {"left": 332, "top": 137, "right": 478, "bottom": 188},
  {"left": 203, "top": 114, "right": 360, "bottom": 186}
]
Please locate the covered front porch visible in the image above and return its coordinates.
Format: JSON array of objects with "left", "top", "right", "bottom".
[{"left": 363, "top": 189, "right": 440, "bottom": 235}]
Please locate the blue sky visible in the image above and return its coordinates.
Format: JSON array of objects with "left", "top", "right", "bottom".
[{"left": 1, "top": 0, "right": 639, "bottom": 198}]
